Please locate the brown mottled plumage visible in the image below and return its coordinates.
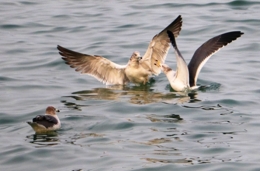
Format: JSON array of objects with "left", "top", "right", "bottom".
[{"left": 58, "top": 15, "right": 183, "bottom": 85}]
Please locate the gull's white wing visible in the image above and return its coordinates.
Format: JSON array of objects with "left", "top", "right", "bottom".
[
  {"left": 58, "top": 45, "right": 128, "bottom": 85},
  {"left": 140, "top": 15, "right": 182, "bottom": 75},
  {"left": 188, "top": 31, "right": 244, "bottom": 87},
  {"left": 167, "top": 30, "right": 189, "bottom": 88}
]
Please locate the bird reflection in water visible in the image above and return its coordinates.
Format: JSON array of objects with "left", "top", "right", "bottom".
[
  {"left": 64, "top": 132, "right": 105, "bottom": 147},
  {"left": 60, "top": 83, "right": 203, "bottom": 110},
  {"left": 144, "top": 157, "right": 192, "bottom": 164},
  {"left": 146, "top": 113, "right": 184, "bottom": 123},
  {"left": 26, "top": 132, "right": 59, "bottom": 147}
]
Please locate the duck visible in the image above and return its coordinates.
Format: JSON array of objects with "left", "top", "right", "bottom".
[
  {"left": 57, "top": 15, "right": 182, "bottom": 85},
  {"left": 162, "top": 30, "right": 243, "bottom": 91},
  {"left": 27, "top": 106, "right": 61, "bottom": 133}
]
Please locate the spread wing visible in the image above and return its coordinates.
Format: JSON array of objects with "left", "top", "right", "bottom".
[
  {"left": 58, "top": 45, "right": 128, "bottom": 85},
  {"left": 32, "top": 115, "right": 58, "bottom": 128},
  {"left": 188, "top": 31, "right": 244, "bottom": 87},
  {"left": 141, "top": 15, "right": 182, "bottom": 75},
  {"left": 167, "top": 30, "right": 189, "bottom": 87}
]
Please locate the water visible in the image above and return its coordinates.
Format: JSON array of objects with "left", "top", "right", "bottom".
[{"left": 1, "top": 0, "right": 260, "bottom": 170}]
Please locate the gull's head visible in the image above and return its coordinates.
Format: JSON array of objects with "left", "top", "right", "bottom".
[
  {"left": 130, "top": 51, "right": 142, "bottom": 62},
  {"left": 45, "top": 106, "right": 59, "bottom": 116},
  {"left": 161, "top": 64, "right": 172, "bottom": 74}
]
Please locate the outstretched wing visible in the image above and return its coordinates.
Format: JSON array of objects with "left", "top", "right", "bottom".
[
  {"left": 58, "top": 45, "right": 128, "bottom": 85},
  {"left": 188, "top": 31, "right": 244, "bottom": 87},
  {"left": 32, "top": 115, "right": 58, "bottom": 128},
  {"left": 167, "top": 30, "right": 189, "bottom": 88},
  {"left": 141, "top": 15, "right": 183, "bottom": 75}
]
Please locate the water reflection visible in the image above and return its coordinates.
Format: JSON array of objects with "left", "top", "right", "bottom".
[
  {"left": 60, "top": 85, "right": 202, "bottom": 109},
  {"left": 26, "top": 133, "right": 59, "bottom": 147},
  {"left": 146, "top": 114, "right": 184, "bottom": 123},
  {"left": 144, "top": 157, "right": 192, "bottom": 164},
  {"left": 197, "top": 83, "right": 221, "bottom": 92},
  {"left": 183, "top": 103, "right": 233, "bottom": 114},
  {"left": 63, "top": 132, "right": 105, "bottom": 148},
  {"left": 134, "top": 138, "right": 172, "bottom": 146}
]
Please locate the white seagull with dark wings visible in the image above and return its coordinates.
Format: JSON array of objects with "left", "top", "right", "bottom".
[
  {"left": 57, "top": 15, "right": 182, "bottom": 85},
  {"left": 27, "top": 106, "right": 61, "bottom": 133},
  {"left": 162, "top": 30, "right": 243, "bottom": 91}
]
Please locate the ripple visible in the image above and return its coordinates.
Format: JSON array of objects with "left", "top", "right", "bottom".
[
  {"left": 19, "top": 1, "right": 38, "bottom": 5},
  {"left": 0, "top": 24, "right": 23, "bottom": 29},
  {"left": 228, "top": 0, "right": 260, "bottom": 6},
  {"left": 26, "top": 133, "right": 60, "bottom": 147},
  {"left": 0, "top": 1, "right": 259, "bottom": 171}
]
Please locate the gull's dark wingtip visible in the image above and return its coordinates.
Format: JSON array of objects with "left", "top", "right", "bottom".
[
  {"left": 220, "top": 31, "right": 244, "bottom": 46},
  {"left": 175, "top": 15, "right": 182, "bottom": 23},
  {"left": 167, "top": 30, "right": 177, "bottom": 48},
  {"left": 169, "top": 15, "right": 182, "bottom": 38},
  {"left": 158, "top": 15, "right": 182, "bottom": 39},
  {"left": 57, "top": 45, "right": 66, "bottom": 58},
  {"left": 59, "top": 52, "right": 65, "bottom": 58},
  {"left": 239, "top": 31, "right": 244, "bottom": 35},
  {"left": 228, "top": 31, "right": 244, "bottom": 36},
  {"left": 188, "top": 31, "right": 243, "bottom": 88},
  {"left": 57, "top": 45, "right": 65, "bottom": 51}
]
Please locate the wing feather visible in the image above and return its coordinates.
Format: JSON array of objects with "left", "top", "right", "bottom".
[
  {"left": 141, "top": 15, "right": 183, "bottom": 75},
  {"left": 58, "top": 45, "right": 128, "bottom": 85},
  {"left": 188, "top": 31, "right": 244, "bottom": 87},
  {"left": 167, "top": 30, "right": 189, "bottom": 87},
  {"left": 32, "top": 115, "right": 58, "bottom": 128}
]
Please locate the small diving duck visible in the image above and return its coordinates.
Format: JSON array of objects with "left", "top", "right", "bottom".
[{"left": 27, "top": 106, "right": 61, "bottom": 133}]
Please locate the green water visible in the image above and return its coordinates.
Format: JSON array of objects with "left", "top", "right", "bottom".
[{"left": 1, "top": 0, "right": 260, "bottom": 171}]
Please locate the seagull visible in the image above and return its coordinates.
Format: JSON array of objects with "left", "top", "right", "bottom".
[
  {"left": 57, "top": 15, "right": 182, "bottom": 85},
  {"left": 162, "top": 30, "right": 244, "bottom": 91},
  {"left": 27, "top": 106, "right": 61, "bottom": 133}
]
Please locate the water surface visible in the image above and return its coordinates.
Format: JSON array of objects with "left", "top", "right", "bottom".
[{"left": 1, "top": 0, "right": 260, "bottom": 171}]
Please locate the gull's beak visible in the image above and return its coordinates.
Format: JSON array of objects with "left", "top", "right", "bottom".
[
  {"left": 154, "top": 60, "right": 161, "bottom": 67},
  {"left": 161, "top": 64, "right": 165, "bottom": 69},
  {"left": 161, "top": 65, "right": 166, "bottom": 72},
  {"left": 161, "top": 64, "right": 172, "bottom": 73}
]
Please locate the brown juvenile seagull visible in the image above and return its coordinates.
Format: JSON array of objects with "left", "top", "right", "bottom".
[
  {"left": 57, "top": 15, "right": 182, "bottom": 85},
  {"left": 162, "top": 30, "right": 244, "bottom": 92},
  {"left": 27, "top": 106, "right": 61, "bottom": 133}
]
